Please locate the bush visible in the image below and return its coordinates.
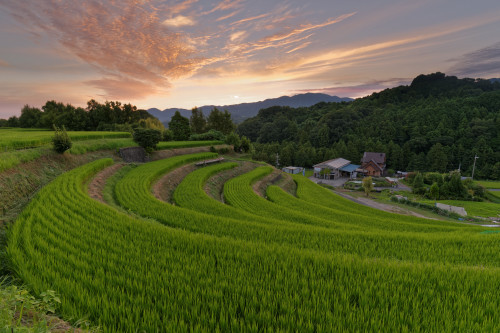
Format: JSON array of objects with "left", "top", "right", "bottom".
[
  {"left": 218, "top": 147, "right": 230, "bottom": 154},
  {"left": 52, "top": 125, "right": 72, "bottom": 153},
  {"left": 189, "top": 130, "right": 225, "bottom": 141},
  {"left": 162, "top": 129, "right": 173, "bottom": 141},
  {"left": 133, "top": 128, "right": 161, "bottom": 153}
]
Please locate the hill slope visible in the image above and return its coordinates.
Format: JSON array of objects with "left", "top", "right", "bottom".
[
  {"left": 238, "top": 73, "right": 500, "bottom": 179},
  {"left": 148, "top": 93, "right": 353, "bottom": 125}
]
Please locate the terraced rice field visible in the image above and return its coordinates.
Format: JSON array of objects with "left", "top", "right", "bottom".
[
  {"left": 7, "top": 154, "right": 500, "bottom": 332},
  {"left": 0, "top": 128, "right": 130, "bottom": 150}
]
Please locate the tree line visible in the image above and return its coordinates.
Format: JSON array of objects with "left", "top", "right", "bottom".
[
  {"left": 0, "top": 100, "right": 164, "bottom": 131},
  {"left": 237, "top": 73, "right": 500, "bottom": 180}
]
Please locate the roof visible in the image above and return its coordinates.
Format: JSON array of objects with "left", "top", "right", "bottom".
[
  {"left": 362, "top": 159, "right": 384, "bottom": 172},
  {"left": 340, "top": 164, "right": 360, "bottom": 173},
  {"left": 361, "top": 152, "right": 386, "bottom": 164},
  {"left": 314, "top": 158, "right": 350, "bottom": 170},
  {"left": 283, "top": 166, "right": 302, "bottom": 170}
]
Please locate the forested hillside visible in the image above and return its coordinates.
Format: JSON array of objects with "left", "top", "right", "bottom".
[{"left": 238, "top": 73, "right": 500, "bottom": 179}]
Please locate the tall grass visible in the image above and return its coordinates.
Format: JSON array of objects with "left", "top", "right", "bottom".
[{"left": 6, "top": 156, "right": 500, "bottom": 331}]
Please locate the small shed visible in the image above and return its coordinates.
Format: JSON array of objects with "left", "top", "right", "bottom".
[
  {"left": 340, "top": 164, "right": 360, "bottom": 179},
  {"left": 282, "top": 166, "right": 304, "bottom": 174}
]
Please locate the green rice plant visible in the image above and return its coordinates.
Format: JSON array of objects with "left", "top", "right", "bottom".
[
  {"left": 156, "top": 140, "right": 223, "bottom": 150},
  {"left": 476, "top": 180, "right": 500, "bottom": 189},
  {"left": 6, "top": 158, "right": 500, "bottom": 332},
  {"left": 0, "top": 148, "right": 46, "bottom": 172},
  {"left": 68, "top": 138, "right": 137, "bottom": 155},
  {"left": 0, "top": 128, "right": 130, "bottom": 150}
]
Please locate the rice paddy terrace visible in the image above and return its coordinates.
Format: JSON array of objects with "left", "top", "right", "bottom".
[{"left": 7, "top": 152, "right": 500, "bottom": 332}]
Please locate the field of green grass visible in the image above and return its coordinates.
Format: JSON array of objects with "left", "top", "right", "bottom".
[
  {"left": 421, "top": 199, "right": 500, "bottom": 218},
  {"left": 0, "top": 128, "right": 223, "bottom": 172},
  {"left": 5, "top": 154, "right": 500, "bottom": 331},
  {"left": 0, "top": 128, "right": 130, "bottom": 150},
  {"left": 477, "top": 180, "right": 500, "bottom": 189}
]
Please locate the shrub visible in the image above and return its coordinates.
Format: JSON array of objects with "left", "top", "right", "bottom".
[
  {"left": 162, "top": 129, "right": 173, "bottom": 141},
  {"left": 133, "top": 128, "right": 161, "bottom": 153},
  {"left": 189, "top": 130, "right": 225, "bottom": 141},
  {"left": 52, "top": 125, "right": 72, "bottom": 153}
]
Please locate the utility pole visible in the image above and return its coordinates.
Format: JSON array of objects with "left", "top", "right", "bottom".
[
  {"left": 471, "top": 155, "right": 479, "bottom": 180},
  {"left": 275, "top": 153, "right": 280, "bottom": 169}
]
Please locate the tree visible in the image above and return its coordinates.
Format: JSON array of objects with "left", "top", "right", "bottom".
[
  {"left": 19, "top": 105, "right": 42, "bottom": 128},
  {"left": 190, "top": 107, "right": 206, "bottom": 134},
  {"left": 168, "top": 111, "right": 191, "bottom": 141},
  {"left": 207, "top": 108, "right": 234, "bottom": 134},
  {"left": 412, "top": 172, "right": 425, "bottom": 195},
  {"left": 429, "top": 182, "right": 440, "bottom": 201},
  {"left": 225, "top": 132, "right": 241, "bottom": 152},
  {"left": 427, "top": 143, "right": 448, "bottom": 173},
  {"left": 52, "top": 125, "right": 72, "bottom": 153},
  {"left": 133, "top": 128, "right": 161, "bottom": 153},
  {"left": 362, "top": 176, "right": 374, "bottom": 196},
  {"left": 240, "top": 136, "right": 252, "bottom": 153}
]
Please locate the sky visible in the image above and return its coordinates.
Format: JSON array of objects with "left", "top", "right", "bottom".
[{"left": 1, "top": 0, "right": 500, "bottom": 118}]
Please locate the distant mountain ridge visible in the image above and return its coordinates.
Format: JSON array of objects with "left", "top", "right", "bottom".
[{"left": 147, "top": 93, "right": 353, "bottom": 125}]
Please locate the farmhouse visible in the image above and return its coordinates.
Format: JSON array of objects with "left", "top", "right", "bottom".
[
  {"left": 313, "top": 158, "right": 354, "bottom": 179},
  {"left": 359, "top": 152, "right": 386, "bottom": 177}
]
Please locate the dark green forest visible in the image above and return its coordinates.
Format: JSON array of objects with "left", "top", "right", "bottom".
[{"left": 237, "top": 73, "right": 500, "bottom": 180}]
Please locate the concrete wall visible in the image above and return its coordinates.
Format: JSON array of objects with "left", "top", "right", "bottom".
[{"left": 436, "top": 203, "right": 467, "bottom": 217}]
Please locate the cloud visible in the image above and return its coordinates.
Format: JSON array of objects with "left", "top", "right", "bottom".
[
  {"left": 230, "top": 13, "right": 270, "bottom": 26},
  {"left": 216, "top": 10, "right": 241, "bottom": 22},
  {"left": 1, "top": 0, "right": 200, "bottom": 92},
  {"left": 203, "top": 0, "right": 244, "bottom": 15},
  {"left": 0, "top": 59, "right": 8, "bottom": 67},
  {"left": 293, "top": 78, "right": 411, "bottom": 98},
  {"left": 168, "top": 0, "right": 199, "bottom": 15},
  {"left": 448, "top": 42, "right": 500, "bottom": 78},
  {"left": 85, "top": 76, "right": 162, "bottom": 100},
  {"left": 263, "top": 12, "right": 356, "bottom": 43},
  {"left": 163, "top": 15, "right": 196, "bottom": 27},
  {"left": 230, "top": 31, "right": 247, "bottom": 42}
]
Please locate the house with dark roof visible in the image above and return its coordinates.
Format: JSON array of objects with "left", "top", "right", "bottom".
[{"left": 359, "top": 152, "right": 386, "bottom": 177}]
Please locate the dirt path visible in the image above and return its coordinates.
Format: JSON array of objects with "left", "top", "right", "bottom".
[
  {"left": 253, "top": 169, "right": 281, "bottom": 197},
  {"left": 205, "top": 161, "right": 259, "bottom": 201},
  {"left": 88, "top": 163, "right": 124, "bottom": 203},
  {"left": 335, "top": 191, "right": 436, "bottom": 219},
  {"left": 153, "top": 164, "right": 196, "bottom": 203}
]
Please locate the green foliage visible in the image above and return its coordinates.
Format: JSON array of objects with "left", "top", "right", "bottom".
[
  {"left": 362, "top": 176, "right": 374, "bottom": 196},
  {"left": 240, "top": 136, "right": 252, "bottom": 153},
  {"left": 429, "top": 182, "right": 440, "bottom": 200},
  {"left": 189, "top": 129, "right": 225, "bottom": 141},
  {"left": 412, "top": 173, "right": 425, "bottom": 195},
  {"left": 189, "top": 107, "right": 207, "bottom": 134},
  {"left": 0, "top": 278, "right": 64, "bottom": 332},
  {"left": 162, "top": 129, "right": 173, "bottom": 141},
  {"left": 225, "top": 132, "right": 241, "bottom": 152},
  {"left": 156, "top": 140, "right": 222, "bottom": 150},
  {"left": 52, "top": 125, "right": 72, "bottom": 154},
  {"left": 207, "top": 108, "right": 235, "bottom": 134},
  {"left": 168, "top": 111, "right": 191, "bottom": 140},
  {"left": 132, "top": 128, "right": 161, "bottom": 153},
  {"left": 239, "top": 73, "right": 500, "bottom": 177}
]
